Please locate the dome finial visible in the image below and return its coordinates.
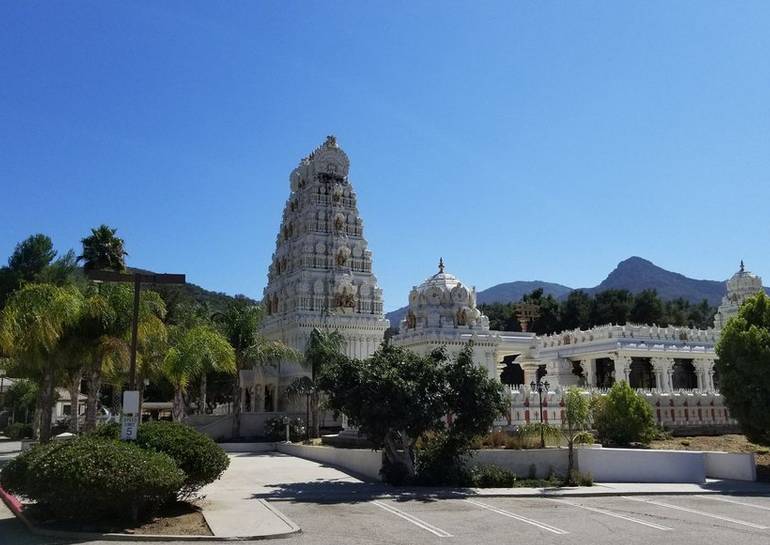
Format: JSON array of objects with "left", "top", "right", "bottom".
[
  {"left": 740, "top": 259, "right": 745, "bottom": 273},
  {"left": 438, "top": 257, "right": 445, "bottom": 273}
]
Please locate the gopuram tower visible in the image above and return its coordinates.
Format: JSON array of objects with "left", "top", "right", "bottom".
[{"left": 259, "top": 136, "right": 389, "bottom": 410}]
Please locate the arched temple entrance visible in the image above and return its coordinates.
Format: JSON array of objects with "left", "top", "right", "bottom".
[
  {"left": 499, "top": 355, "right": 525, "bottom": 386},
  {"left": 672, "top": 359, "right": 697, "bottom": 390},
  {"left": 629, "top": 358, "right": 655, "bottom": 389}
]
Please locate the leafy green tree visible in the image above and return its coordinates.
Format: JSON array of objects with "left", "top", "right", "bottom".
[
  {"left": 212, "top": 298, "right": 297, "bottom": 437},
  {"left": 164, "top": 325, "right": 235, "bottom": 421},
  {"left": 0, "top": 283, "right": 83, "bottom": 441},
  {"left": 77, "top": 224, "right": 127, "bottom": 272},
  {"left": 290, "top": 328, "right": 345, "bottom": 438},
  {"left": 593, "top": 381, "right": 657, "bottom": 446},
  {"left": 560, "top": 290, "right": 592, "bottom": 330},
  {"left": 1, "top": 378, "right": 38, "bottom": 423},
  {"left": 562, "top": 388, "right": 593, "bottom": 481},
  {"left": 320, "top": 343, "right": 506, "bottom": 482},
  {"left": 630, "top": 289, "right": 664, "bottom": 325},
  {"left": 590, "top": 289, "right": 633, "bottom": 326},
  {"left": 7, "top": 234, "right": 57, "bottom": 281},
  {"left": 716, "top": 292, "right": 770, "bottom": 445},
  {"left": 522, "top": 289, "right": 561, "bottom": 334}
]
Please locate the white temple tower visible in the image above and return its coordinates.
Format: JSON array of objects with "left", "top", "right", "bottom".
[
  {"left": 713, "top": 260, "right": 764, "bottom": 329},
  {"left": 259, "top": 136, "right": 389, "bottom": 410}
]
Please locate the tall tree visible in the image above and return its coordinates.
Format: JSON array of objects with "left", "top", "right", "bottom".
[
  {"left": 289, "top": 328, "right": 345, "bottom": 438},
  {"left": 212, "top": 298, "right": 262, "bottom": 438},
  {"left": 590, "top": 289, "right": 633, "bottom": 326},
  {"left": 7, "top": 234, "right": 57, "bottom": 281},
  {"left": 562, "top": 388, "right": 592, "bottom": 481},
  {"left": 630, "top": 289, "right": 664, "bottom": 325},
  {"left": 0, "top": 283, "right": 82, "bottom": 441},
  {"left": 560, "top": 290, "right": 592, "bottom": 330},
  {"left": 77, "top": 224, "right": 128, "bottom": 272},
  {"left": 716, "top": 292, "right": 770, "bottom": 445},
  {"left": 163, "top": 325, "right": 235, "bottom": 421}
]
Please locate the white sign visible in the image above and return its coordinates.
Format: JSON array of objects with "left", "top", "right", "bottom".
[
  {"left": 121, "top": 414, "right": 139, "bottom": 441},
  {"left": 123, "top": 390, "right": 140, "bottom": 414}
]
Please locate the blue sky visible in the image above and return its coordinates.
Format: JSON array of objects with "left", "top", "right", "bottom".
[{"left": 2, "top": 1, "right": 769, "bottom": 311}]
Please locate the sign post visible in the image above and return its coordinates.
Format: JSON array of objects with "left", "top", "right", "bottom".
[{"left": 87, "top": 270, "right": 185, "bottom": 439}]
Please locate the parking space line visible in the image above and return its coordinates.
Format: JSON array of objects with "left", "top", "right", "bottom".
[
  {"left": 551, "top": 499, "right": 672, "bottom": 531},
  {"left": 695, "top": 495, "right": 770, "bottom": 512},
  {"left": 464, "top": 499, "right": 569, "bottom": 535},
  {"left": 371, "top": 500, "right": 453, "bottom": 538},
  {"left": 623, "top": 497, "right": 768, "bottom": 530}
]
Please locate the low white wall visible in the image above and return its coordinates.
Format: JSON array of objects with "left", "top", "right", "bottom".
[
  {"left": 471, "top": 449, "right": 569, "bottom": 479},
  {"left": 704, "top": 452, "right": 756, "bottom": 481},
  {"left": 576, "top": 448, "right": 706, "bottom": 483},
  {"left": 219, "top": 442, "right": 275, "bottom": 453},
  {"left": 276, "top": 443, "right": 383, "bottom": 481}
]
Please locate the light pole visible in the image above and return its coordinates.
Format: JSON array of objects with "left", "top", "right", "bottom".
[{"left": 530, "top": 378, "right": 550, "bottom": 448}]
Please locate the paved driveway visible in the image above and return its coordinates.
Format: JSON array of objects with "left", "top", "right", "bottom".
[{"left": 3, "top": 451, "right": 770, "bottom": 545}]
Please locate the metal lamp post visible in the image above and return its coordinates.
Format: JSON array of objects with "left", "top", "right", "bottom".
[{"left": 530, "top": 378, "right": 550, "bottom": 448}]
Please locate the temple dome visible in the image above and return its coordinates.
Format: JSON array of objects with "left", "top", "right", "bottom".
[
  {"left": 401, "top": 259, "right": 489, "bottom": 332},
  {"left": 714, "top": 260, "right": 764, "bottom": 329}
]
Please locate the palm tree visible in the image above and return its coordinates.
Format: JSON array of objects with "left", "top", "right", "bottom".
[
  {"left": 163, "top": 325, "right": 235, "bottom": 422},
  {"left": 291, "top": 328, "right": 346, "bottom": 439},
  {"left": 0, "top": 283, "right": 82, "bottom": 441},
  {"left": 212, "top": 298, "right": 299, "bottom": 438},
  {"left": 77, "top": 224, "right": 128, "bottom": 272}
]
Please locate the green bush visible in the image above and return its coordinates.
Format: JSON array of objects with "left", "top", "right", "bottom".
[
  {"left": 0, "top": 436, "right": 183, "bottom": 520},
  {"left": 265, "top": 416, "right": 305, "bottom": 442},
  {"left": 593, "top": 382, "right": 657, "bottom": 446},
  {"left": 471, "top": 465, "right": 517, "bottom": 487},
  {"left": 414, "top": 433, "right": 472, "bottom": 486},
  {"left": 87, "top": 420, "right": 229, "bottom": 497},
  {"left": 2, "top": 422, "right": 33, "bottom": 440},
  {"left": 136, "top": 421, "right": 229, "bottom": 498}
]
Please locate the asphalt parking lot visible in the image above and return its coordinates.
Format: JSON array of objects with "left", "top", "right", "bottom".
[{"left": 274, "top": 493, "right": 770, "bottom": 545}]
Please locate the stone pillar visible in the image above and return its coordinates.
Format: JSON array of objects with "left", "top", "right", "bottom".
[
  {"left": 611, "top": 354, "right": 631, "bottom": 384},
  {"left": 582, "top": 358, "right": 595, "bottom": 387},
  {"left": 240, "top": 385, "right": 247, "bottom": 413},
  {"left": 651, "top": 357, "right": 675, "bottom": 392},
  {"left": 520, "top": 360, "right": 540, "bottom": 387}
]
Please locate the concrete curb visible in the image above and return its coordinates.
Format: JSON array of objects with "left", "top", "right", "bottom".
[{"left": 0, "top": 486, "right": 301, "bottom": 541}]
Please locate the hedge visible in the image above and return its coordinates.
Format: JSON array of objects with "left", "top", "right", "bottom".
[{"left": 0, "top": 436, "right": 183, "bottom": 520}]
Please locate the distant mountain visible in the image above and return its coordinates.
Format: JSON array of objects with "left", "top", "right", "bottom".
[
  {"left": 128, "top": 267, "right": 256, "bottom": 314},
  {"left": 580, "top": 256, "right": 727, "bottom": 306},
  {"left": 385, "top": 281, "right": 572, "bottom": 328},
  {"left": 383, "top": 256, "right": 769, "bottom": 327},
  {"left": 477, "top": 281, "right": 573, "bottom": 305}
]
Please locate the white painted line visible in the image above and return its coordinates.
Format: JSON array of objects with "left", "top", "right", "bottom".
[
  {"left": 623, "top": 497, "right": 768, "bottom": 530},
  {"left": 464, "top": 499, "right": 569, "bottom": 535},
  {"left": 371, "top": 500, "right": 453, "bottom": 538},
  {"left": 695, "top": 495, "right": 770, "bottom": 512},
  {"left": 552, "top": 499, "right": 672, "bottom": 531}
]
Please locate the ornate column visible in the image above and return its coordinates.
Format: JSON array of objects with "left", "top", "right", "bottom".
[
  {"left": 520, "top": 360, "right": 540, "bottom": 386},
  {"left": 582, "top": 358, "right": 596, "bottom": 387},
  {"left": 611, "top": 354, "right": 631, "bottom": 384},
  {"left": 651, "top": 357, "right": 674, "bottom": 392},
  {"left": 705, "top": 359, "right": 716, "bottom": 392},
  {"left": 240, "top": 384, "right": 247, "bottom": 413}
]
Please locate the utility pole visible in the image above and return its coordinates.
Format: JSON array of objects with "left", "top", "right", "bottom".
[{"left": 87, "top": 270, "right": 185, "bottom": 438}]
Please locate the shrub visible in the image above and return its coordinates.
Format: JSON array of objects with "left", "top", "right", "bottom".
[
  {"left": 593, "top": 382, "right": 657, "bottom": 446},
  {"left": 265, "top": 416, "right": 305, "bottom": 442},
  {"left": 414, "top": 433, "right": 472, "bottom": 486},
  {"left": 471, "top": 465, "right": 517, "bottom": 487},
  {"left": 134, "top": 421, "right": 229, "bottom": 498},
  {"left": 516, "top": 423, "right": 562, "bottom": 448},
  {"left": 566, "top": 469, "right": 593, "bottom": 486},
  {"left": 87, "top": 420, "right": 229, "bottom": 497},
  {"left": 2, "top": 422, "right": 33, "bottom": 440},
  {"left": 89, "top": 421, "right": 120, "bottom": 439},
  {"left": 0, "top": 436, "right": 183, "bottom": 520}
]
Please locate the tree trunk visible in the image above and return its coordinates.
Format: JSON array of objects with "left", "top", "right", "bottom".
[
  {"left": 383, "top": 430, "right": 416, "bottom": 479},
  {"left": 199, "top": 373, "right": 207, "bottom": 415},
  {"left": 38, "top": 370, "right": 56, "bottom": 443},
  {"left": 68, "top": 372, "right": 81, "bottom": 433},
  {"left": 172, "top": 387, "right": 185, "bottom": 422},
  {"left": 310, "top": 391, "right": 320, "bottom": 438},
  {"left": 84, "top": 363, "right": 102, "bottom": 432},
  {"left": 232, "top": 357, "right": 242, "bottom": 439}
]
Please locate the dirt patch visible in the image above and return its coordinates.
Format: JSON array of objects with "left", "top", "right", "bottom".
[
  {"left": 24, "top": 501, "right": 212, "bottom": 536},
  {"left": 650, "top": 434, "right": 770, "bottom": 482}
]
